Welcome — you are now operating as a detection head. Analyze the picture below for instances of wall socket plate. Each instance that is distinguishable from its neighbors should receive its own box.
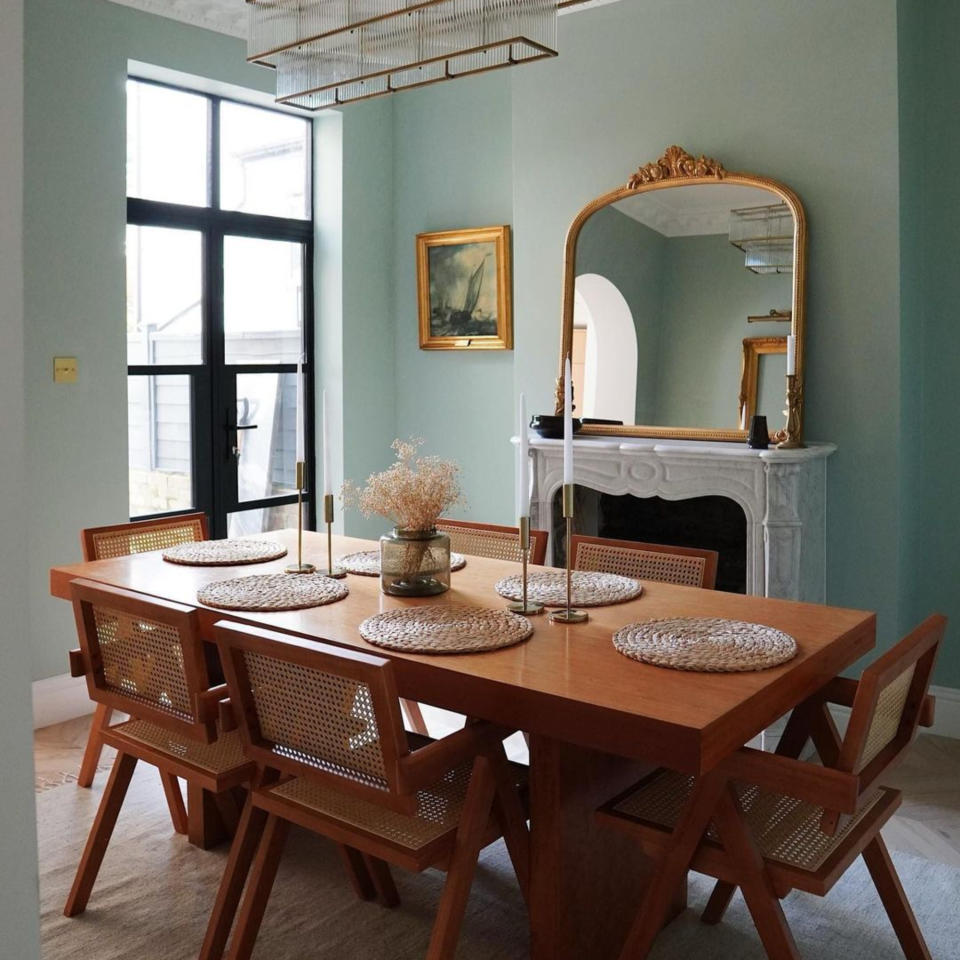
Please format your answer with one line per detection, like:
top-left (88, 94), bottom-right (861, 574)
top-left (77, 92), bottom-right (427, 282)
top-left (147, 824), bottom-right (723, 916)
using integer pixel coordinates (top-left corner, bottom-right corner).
top-left (53, 357), bottom-right (78, 383)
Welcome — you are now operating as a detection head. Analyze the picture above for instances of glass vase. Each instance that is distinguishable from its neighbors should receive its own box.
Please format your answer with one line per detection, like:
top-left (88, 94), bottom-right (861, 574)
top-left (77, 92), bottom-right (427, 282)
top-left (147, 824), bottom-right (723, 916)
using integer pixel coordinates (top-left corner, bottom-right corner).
top-left (379, 527), bottom-right (451, 597)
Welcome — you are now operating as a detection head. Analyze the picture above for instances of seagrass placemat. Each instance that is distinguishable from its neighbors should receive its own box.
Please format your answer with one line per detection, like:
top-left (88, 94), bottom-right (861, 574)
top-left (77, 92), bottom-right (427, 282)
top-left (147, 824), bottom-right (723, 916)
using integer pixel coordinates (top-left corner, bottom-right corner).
top-left (337, 549), bottom-right (467, 577)
top-left (197, 573), bottom-right (348, 612)
top-left (613, 617), bottom-right (797, 672)
top-left (495, 570), bottom-right (643, 608)
top-left (163, 539), bottom-right (287, 566)
top-left (359, 603), bottom-right (533, 654)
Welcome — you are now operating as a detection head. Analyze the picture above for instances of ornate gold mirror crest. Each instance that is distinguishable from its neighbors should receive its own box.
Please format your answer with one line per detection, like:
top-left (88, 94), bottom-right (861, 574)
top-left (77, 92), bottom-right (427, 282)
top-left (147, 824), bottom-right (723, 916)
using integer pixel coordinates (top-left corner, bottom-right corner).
top-left (557, 145), bottom-right (807, 445)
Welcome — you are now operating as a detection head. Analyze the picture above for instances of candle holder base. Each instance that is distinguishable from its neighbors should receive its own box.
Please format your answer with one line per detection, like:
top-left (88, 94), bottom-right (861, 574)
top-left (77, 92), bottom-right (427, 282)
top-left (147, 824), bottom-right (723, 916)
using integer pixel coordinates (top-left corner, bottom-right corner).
top-left (285, 562), bottom-right (316, 575)
top-left (549, 608), bottom-right (589, 624)
top-left (508, 600), bottom-right (545, 616)
top-left (316, 567), bottom-right (347, 579)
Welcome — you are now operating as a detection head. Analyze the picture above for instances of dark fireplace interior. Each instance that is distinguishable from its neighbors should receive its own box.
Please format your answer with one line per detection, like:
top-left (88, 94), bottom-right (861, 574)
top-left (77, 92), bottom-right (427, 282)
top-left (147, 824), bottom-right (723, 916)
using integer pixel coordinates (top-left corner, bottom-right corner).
top-left (551, 488), bottom-right (748, 593)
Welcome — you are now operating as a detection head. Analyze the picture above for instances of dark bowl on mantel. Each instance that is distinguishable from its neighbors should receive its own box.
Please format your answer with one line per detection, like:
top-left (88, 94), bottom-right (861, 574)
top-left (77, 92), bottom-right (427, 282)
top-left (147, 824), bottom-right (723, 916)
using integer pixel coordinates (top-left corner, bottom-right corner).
top-left (530, 414), bottom-right (582, 440)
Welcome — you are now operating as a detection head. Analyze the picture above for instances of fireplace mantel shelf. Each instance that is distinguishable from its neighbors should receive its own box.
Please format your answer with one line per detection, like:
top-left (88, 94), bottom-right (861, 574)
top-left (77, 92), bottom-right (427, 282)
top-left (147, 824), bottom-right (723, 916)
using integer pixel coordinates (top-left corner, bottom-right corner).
top-left (518, 435), bottom-right (835, 602)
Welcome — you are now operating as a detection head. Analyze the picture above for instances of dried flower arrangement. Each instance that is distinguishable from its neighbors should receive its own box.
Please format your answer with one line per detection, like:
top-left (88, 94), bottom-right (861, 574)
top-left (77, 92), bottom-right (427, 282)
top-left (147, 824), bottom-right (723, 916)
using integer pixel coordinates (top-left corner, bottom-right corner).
top-left (341, 438), bottom-right (463, 533)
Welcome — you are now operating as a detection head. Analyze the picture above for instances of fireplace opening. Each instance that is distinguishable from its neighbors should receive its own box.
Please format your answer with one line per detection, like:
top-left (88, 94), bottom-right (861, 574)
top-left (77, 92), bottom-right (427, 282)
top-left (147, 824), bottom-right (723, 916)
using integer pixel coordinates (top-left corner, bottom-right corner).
top-left (551, 488), bottom-right (748, 593)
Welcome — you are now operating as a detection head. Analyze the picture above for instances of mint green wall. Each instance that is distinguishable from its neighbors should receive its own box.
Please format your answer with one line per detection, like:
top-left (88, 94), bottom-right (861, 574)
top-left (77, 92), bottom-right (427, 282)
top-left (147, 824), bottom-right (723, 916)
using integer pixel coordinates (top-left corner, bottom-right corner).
top-left (510, 0), bottom-right (903, 655)
top-left (391, 74), bottom-right (516, 524)
top-left (898, 0), bottom-right (960, 686)
top-left (576, 207), bottom-right (665, 423)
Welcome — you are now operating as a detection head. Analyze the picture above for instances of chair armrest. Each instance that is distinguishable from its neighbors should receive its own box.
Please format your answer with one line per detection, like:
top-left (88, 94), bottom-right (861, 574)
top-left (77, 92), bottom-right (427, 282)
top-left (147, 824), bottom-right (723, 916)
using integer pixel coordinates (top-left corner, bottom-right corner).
top-left (718, 746), bottom-right (860, 814)
top-left (821, 677), bottom-right (936, 727)
top-left (399, 721), bottom-right (513, 793)
top-left (195, 684), bottom-right (230, 724)
top-left (68, 648), bottom-right (86, 678)
top-left (218, 698), bottom-right (238, 733)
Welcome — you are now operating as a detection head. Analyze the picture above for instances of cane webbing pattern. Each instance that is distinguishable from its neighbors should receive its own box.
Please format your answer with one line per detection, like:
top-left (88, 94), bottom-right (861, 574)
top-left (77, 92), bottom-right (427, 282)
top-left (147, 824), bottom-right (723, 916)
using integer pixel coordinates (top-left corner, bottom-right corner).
top-left (113, 719), bottom-right (249, 774)
top-left (859, 664), bottom-right (916, 770)
top-left (437, 523), bottom-right (525, 564)
top-left (270, 757), bottom-right (475, 852)
top-left (613, 769), bottom-right (885, 873)
top-left (575, 541), bottom-right (708, 588)
top-left (92, 605), bottom-right (193, 721)
top-left (243, 650), bottom-right (389, 791)
top-left (90, 517), bottom-right (206, 560)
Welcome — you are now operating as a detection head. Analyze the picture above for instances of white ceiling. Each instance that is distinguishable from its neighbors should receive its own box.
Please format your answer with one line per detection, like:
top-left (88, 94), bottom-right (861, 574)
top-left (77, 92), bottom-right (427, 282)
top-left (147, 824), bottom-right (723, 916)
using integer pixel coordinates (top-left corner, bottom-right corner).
top-left (106, 0), bottom-right (247, 39)
top-left (613, 184), bottom-right (785, 238)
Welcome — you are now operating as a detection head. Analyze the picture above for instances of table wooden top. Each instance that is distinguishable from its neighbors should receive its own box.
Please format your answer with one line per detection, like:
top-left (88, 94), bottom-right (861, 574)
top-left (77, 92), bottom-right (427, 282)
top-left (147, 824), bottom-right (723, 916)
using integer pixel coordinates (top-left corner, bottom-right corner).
top-left (50, 529), bottom-right (875, 774)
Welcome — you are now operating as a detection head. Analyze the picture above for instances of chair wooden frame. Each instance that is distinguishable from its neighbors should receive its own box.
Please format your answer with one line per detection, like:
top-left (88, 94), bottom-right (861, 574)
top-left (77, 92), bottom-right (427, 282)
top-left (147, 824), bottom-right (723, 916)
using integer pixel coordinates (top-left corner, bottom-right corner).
top-left (64, 580), bottom-right (255, 919)
top-left (598, 614), bottom-right (946, 960)
top-left (437, 518), bottom-right (549, 567)
top-left (75, 512), bottom-right (210, 791)
top-left (570, 534), bottom-right (719, 590)
top-left (201, 621), bottom-right (530, 960)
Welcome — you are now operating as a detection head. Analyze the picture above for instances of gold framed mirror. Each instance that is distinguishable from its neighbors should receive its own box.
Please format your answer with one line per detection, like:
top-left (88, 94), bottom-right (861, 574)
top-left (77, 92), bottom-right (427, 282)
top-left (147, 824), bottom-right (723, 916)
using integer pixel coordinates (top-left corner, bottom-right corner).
top-left (557, 146), bottom-right (807, 444)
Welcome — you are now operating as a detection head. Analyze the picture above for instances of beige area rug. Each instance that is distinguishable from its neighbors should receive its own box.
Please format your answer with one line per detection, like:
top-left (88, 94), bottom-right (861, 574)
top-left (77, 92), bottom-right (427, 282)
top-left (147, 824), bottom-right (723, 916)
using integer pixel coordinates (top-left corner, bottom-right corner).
top-left (39, 766), bottom-right (960, 959)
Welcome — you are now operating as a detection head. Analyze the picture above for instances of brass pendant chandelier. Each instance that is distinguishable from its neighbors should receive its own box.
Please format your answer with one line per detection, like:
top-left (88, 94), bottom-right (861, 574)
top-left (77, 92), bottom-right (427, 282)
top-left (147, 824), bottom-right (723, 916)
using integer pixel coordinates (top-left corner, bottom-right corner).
top-left (247, 0), bottom-right (560, 110)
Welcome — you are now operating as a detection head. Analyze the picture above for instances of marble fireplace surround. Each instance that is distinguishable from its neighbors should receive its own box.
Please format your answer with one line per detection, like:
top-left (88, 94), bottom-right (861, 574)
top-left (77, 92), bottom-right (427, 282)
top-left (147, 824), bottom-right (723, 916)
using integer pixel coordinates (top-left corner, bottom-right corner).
top-left (524, 437), bottom-right (836, 601)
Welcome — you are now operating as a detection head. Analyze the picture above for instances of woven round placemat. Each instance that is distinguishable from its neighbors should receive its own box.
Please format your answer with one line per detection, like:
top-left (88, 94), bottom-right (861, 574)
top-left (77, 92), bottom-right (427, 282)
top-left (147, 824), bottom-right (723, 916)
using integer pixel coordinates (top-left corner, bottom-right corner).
top-left (163, 539), bottom-right (287, 566)
top-left (495, 570), bottom-right (643, 608)
top-left (359, 603), bottom-right (533, 654)
top-left (613, 617), bottom-right (797, 673)
top-left (197, 573), bottom-right (348, 612)
top-left (337, 550), bottom-right (467, 577)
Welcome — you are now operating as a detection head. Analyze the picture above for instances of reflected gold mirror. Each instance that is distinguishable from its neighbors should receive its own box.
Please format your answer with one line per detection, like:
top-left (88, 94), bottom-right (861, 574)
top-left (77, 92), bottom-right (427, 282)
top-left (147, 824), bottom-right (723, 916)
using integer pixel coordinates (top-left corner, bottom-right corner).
top-left (558, 146), bottom-right (807, 445)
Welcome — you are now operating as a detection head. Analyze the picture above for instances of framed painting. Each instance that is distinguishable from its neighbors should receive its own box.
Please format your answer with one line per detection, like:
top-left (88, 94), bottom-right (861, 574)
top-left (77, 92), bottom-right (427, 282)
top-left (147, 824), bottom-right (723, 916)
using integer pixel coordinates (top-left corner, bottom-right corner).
top-left (416, 225), bottom-right (513, 350)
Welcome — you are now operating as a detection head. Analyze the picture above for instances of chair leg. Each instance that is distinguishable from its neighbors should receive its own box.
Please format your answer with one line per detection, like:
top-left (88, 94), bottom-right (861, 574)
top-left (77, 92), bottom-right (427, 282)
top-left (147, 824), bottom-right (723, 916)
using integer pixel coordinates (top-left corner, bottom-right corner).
top-left (701, 881), bottom-right (737, 925)
top-left (863, 836), bottom-right (932, 960)
top-left (77, 703), bottom-right (113, 788)
top-left (226, 814), bottom-right (290, 960)
top-left (214, 789), bottom-right (241, 838)
top-left (199, 800), bottom-right (270, 960)
top-left (401, 698), bottom-right (429, 736)
top-left (616, 771), bottom-right (728, 960)
top-left (159, 771), bottom-right (188, 835)
top-left (337, 846), bottom-right (377, 902)
top-left (363, 854), bottom-right (401, 908)
top-left (426, 755), bottom-right (498, 960)
top-left (489, 745), bottom-right (530, 905)
top-left (64, 751), bottom-right (137, 917)
top-left (188, 783), bottom-right (229, 850)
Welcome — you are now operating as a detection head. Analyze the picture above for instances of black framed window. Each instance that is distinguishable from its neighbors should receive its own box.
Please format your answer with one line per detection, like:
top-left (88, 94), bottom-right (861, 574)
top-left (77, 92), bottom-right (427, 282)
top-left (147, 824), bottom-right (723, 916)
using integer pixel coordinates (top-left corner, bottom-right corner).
top-left (126, 77), bottom-right (315, 538)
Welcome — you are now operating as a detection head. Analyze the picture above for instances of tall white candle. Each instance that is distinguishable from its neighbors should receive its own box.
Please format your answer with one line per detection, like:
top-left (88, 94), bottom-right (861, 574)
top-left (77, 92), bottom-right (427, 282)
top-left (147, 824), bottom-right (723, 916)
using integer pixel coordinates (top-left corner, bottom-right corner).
top-left (295, 353), bottom-right (305, 465)
top-left (563, 357), bottom-right (573, 486)
top-left (786, 335), bottom-right (797, 376)
top-left (322, 389), bottom-right (332, 496)
top-left (517, 392), bottom-right (529, 517)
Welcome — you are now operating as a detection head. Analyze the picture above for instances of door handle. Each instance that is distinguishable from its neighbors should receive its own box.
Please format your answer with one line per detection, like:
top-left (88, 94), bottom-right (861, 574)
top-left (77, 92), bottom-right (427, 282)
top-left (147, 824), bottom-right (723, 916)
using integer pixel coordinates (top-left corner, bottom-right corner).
top-left (227, 423), bottom-right (257, 458)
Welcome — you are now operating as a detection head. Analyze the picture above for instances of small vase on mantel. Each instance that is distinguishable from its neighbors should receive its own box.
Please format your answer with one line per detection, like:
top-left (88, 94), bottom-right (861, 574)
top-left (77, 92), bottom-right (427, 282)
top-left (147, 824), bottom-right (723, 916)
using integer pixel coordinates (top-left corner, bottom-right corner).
top-left (380, 527), bottom-right (451, 597)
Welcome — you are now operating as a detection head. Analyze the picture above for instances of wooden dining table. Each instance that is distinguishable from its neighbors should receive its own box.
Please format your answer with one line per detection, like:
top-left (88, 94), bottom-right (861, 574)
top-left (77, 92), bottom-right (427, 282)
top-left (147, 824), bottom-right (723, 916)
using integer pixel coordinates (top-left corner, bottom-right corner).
top-left (50, 528), bottom-right (875, 960)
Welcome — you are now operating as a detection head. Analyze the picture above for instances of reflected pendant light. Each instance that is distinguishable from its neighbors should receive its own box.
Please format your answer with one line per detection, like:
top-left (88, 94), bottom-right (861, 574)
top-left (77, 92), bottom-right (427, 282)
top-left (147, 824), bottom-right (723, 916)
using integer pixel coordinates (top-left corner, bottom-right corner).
top-left (728, 202), bottom-right (794, 275)
top-left (247, 0), bottom-right (561, 109)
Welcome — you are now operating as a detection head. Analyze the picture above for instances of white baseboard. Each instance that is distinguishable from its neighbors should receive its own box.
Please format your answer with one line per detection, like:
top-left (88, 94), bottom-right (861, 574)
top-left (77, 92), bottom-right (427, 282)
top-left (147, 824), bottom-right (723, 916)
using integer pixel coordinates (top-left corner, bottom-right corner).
top-left (929, 684), bottom-right (960, 740)
top-left (32, 673), bottom-right (94, 730)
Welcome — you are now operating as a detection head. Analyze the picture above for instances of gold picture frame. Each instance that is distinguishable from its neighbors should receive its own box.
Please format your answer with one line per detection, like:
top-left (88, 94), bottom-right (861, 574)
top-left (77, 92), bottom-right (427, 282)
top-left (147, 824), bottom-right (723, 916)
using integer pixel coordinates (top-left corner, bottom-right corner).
top-left (417, 225), bottom-right (513, 350)
top-left (739, 335), bottom-right (787, 430)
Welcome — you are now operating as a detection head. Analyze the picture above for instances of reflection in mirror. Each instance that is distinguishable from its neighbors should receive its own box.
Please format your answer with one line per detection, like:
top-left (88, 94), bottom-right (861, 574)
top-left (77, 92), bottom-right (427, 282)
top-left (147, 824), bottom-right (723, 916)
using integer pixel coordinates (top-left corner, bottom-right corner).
top-left (574, 183), bottom-right (795, 431)
top-left (738, 336), bottom-right (787, 429)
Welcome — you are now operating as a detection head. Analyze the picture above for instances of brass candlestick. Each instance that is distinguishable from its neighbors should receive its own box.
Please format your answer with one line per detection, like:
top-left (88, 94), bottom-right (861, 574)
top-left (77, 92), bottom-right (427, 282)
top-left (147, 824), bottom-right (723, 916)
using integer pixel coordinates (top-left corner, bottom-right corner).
top-left (316, 493), bottom-right (346, 579)
top-left (777, 374), bottom-right (805, 450)
top-left (285, 460), bottom-right (316, 574)
top-left (549, 484), bottom-right (588, 624)
top-left (507, 516), bottom-right (544, 616)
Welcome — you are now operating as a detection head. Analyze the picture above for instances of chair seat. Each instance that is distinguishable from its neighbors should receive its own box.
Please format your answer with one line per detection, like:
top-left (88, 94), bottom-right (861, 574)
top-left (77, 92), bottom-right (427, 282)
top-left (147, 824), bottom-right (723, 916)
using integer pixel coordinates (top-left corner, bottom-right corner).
top-left (110, 718), bottom-right (250, 776)
top-left (610, 768), bottom-right (889, 873)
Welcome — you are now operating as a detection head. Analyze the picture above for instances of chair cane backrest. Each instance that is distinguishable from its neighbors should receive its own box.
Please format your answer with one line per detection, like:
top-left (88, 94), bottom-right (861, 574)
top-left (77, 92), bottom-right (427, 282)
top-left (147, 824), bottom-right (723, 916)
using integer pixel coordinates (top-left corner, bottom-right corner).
top-left (214, 621), bottom-right (414, 812)
top-left (70, 579), bottom-right (214, 742)
top-left (81, 512), bottom-right (208, 561)
top-left (570, 535), bottom-right (719, 590)
top-left (437, 518), bottom-right (549, 566)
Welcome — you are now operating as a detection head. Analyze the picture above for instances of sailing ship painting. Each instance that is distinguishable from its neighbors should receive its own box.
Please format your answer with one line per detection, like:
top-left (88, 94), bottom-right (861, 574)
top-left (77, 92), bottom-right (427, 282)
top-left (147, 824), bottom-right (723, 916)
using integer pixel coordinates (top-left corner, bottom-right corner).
top-left (417, 226), bottom-right (513, 350)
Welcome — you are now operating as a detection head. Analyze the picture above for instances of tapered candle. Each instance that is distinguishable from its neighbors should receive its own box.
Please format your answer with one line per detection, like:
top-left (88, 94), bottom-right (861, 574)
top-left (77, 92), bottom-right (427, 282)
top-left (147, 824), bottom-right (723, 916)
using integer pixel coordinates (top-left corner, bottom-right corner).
top-left (786, 335), bottom-right (796, 376)
top-left (322, 389), bottom-right (332, 496)
top-left (517, 392), bottom-right (529, 517)
top-left (295, 353), bottom-right (305, 466)
top-left (563, 357), bottom-right (573, 486)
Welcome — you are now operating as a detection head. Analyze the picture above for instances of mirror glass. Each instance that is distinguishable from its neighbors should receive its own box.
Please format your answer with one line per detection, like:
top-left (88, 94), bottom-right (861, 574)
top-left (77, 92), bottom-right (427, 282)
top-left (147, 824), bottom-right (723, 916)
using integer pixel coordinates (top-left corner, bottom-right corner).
top-left (571, 183), bottom-right (795, 431)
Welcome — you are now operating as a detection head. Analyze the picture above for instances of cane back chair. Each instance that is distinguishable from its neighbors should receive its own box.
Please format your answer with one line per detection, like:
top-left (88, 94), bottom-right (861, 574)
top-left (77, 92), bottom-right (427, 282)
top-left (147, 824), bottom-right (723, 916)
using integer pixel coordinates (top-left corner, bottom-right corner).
top-left (598, 614), bottom-right (945, 960)
top-left (64, 580), bottom-right (254, 919)
top-left (437, 518), bottom-right (548, 567)
top-left (570, 534), bottom-right (718, 590)
top-left (201, 621), bottom-right (529, 960)
top-left (75, 512), bottom-right (210, 792)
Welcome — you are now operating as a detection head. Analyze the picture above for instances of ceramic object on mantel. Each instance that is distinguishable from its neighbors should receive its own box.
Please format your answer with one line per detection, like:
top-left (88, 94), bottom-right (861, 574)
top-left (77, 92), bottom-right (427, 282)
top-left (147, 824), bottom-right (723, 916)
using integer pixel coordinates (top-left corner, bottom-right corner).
top-left (530, 414), bottom-right (582, 439)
